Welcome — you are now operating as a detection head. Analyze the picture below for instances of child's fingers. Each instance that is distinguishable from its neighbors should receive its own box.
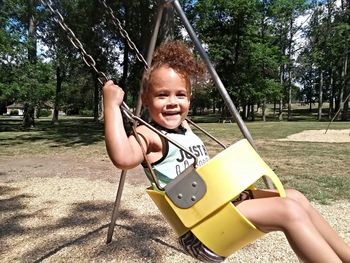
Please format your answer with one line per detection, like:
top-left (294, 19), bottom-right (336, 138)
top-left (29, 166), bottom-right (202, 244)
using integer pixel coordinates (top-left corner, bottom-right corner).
top-left (104, 80), bottom-right (123, 92)
top-left (104, 79), bottom-right (115, 87)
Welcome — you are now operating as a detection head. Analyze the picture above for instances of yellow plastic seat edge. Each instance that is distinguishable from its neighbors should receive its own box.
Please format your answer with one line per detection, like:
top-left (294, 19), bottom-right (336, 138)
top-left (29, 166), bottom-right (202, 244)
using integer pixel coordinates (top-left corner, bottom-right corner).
top-left (166, 139), bottom-right (285, 228)
top-left (146, 187), bottom-right (188, 237)
top-left (192, 170), bottom-right (286, 257)
top-left (191, 202), bottom-right (264, 257)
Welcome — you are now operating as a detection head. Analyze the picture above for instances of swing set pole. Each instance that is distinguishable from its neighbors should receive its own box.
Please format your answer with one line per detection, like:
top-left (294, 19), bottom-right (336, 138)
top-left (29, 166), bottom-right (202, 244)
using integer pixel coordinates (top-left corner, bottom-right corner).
top-left (171, 1), bottom-right (255, 148)
top-left (107, 3), bottom-right (169, 244)
top-left (106, 0), bottom-right (275, 244)
top-left (171, 0), bottom-right (274, 189)
top-left (134, 3), bottom-right (165, 117)
top-left (106, 170), bottom-right (127, 244)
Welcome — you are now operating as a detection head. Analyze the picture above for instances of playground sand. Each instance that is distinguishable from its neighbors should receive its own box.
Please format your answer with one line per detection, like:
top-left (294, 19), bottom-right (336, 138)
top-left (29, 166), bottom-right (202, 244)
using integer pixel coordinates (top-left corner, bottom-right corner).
top-left (1, 173), bottom-right (349, 263)
top-left (279, 129), bottom-right (350, 143)
top-left (1, 153), bottom-right (349, 263)
top-left (1, 130), bottom-right (349, 262)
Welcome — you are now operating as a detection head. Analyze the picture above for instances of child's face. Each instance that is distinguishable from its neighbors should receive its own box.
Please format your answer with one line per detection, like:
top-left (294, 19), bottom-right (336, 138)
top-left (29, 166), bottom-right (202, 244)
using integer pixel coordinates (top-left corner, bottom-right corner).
top-left (143, 66), bottom-right (190, 130)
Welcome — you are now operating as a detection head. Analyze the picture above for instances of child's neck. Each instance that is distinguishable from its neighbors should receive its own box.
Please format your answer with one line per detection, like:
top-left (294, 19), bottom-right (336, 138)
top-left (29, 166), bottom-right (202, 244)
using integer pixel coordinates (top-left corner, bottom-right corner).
top-left (150, 121), bottom-right (186, 134)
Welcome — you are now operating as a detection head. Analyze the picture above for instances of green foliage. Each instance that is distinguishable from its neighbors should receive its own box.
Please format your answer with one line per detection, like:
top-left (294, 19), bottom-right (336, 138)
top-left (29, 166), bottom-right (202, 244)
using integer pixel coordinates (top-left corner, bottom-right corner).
top-left (36, 108), bottom-right (51, 118)
top-left (0, 60), bottom-right (56, 106)
top-left (191, 84), bottom-right (213, 114)
top-left (79, 108), bottom-right (93, 117)
top-left (0, 0), bottom-right (349, 122)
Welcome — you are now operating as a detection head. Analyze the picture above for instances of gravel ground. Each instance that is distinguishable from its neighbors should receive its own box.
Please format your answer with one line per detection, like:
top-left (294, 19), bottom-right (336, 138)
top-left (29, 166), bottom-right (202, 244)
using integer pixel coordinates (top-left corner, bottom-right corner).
top-left (1, 131), bottom-right (349, 262)
top-left (1, 155), bottom-right (349, 263)
top-left (279, 129), bottom-right (350, 143)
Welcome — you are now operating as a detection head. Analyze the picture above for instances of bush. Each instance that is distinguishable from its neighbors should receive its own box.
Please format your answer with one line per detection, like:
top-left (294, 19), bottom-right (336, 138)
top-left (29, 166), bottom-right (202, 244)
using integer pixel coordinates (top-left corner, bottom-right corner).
top-left (36, 109), bottom-right (51, 118)
top-left (79, 109), bottom-right (93, 117)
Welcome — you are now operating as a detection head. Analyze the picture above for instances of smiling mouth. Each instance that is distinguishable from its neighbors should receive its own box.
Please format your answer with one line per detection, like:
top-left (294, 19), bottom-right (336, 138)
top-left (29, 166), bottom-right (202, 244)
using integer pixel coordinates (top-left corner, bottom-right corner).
top-left (163, 112), bottom-right (180, 116)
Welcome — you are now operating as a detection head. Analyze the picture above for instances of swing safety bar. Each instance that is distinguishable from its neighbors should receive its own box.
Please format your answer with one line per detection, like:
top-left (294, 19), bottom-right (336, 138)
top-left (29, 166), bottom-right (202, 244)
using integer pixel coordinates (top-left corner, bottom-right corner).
top-left (120, 107), bottom-right (199, 171)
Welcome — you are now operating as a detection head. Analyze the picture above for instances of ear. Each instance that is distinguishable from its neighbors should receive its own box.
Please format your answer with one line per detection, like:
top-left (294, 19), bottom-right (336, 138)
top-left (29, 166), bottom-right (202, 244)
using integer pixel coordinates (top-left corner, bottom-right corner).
top-left (141, 93), bottom-right (148, 108)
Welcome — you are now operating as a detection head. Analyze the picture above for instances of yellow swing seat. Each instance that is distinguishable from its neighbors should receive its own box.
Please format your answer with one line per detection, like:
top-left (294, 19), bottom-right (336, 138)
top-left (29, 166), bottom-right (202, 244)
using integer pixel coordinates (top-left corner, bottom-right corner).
top-left (146, 139), bottom-right (286, 257)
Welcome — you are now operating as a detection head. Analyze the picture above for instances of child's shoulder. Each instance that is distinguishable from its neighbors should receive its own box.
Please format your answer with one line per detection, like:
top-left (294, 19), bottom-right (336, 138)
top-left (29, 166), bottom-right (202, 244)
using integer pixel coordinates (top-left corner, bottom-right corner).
top-left (135, 124), bottom-right (157, 137)
top-left (134, 124), bottom-right (163, 149)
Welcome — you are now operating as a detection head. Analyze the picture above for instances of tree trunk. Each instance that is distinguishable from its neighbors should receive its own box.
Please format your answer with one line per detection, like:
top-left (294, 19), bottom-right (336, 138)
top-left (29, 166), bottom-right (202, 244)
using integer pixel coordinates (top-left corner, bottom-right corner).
top-left (262, 99), bottom-right (266, 122)
top-left (328, 68), bottom-right (334, 120)
top-left (278, 64), bottom-right (284, 121)
top-left (120, 3), bottom-right (129, 99)
top-left (23, 0), bottom-right (37, 128)
top-left (317, 70), bottom-right (324, 121)
top-left (212, 96), bottom-right (216, 114)
top-left (344, 96), bottom-right (349, 120)
top-left (340, 54), bottom-right (348, 120)
top-left (279, 98), bottom-right (284, 121)
top-left (52, 65), bottom-right (62, 125)
top-left (121, 39), bottom-right (129, 99)
top-left (287, 73), bottom-right (292, 121)
top-left (287, 17), bottom-right (294, 121)
top-left (250, 104), bottom-right (255, 121)
top-left (23, 103), bottom-right (35, 128)
top-left (242, 104), bottom-right (247, 120)
top-left (159, 4), bottom-right (175, 42)
top-left (93, 75), bottom-right (100, 123)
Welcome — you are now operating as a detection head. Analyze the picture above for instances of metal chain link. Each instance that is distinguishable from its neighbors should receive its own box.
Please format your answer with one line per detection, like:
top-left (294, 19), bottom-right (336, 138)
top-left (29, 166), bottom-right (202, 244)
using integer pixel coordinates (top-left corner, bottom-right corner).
top-left (98, 0), bottom-right (149, 70)
top-left (40, 0), bottom-right (108, 85)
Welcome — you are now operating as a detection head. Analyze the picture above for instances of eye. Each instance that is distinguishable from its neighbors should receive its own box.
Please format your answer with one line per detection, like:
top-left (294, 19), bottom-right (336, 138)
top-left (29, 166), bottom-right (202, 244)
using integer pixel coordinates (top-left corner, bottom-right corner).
top-left (157, 93), bottom-right (167, 98)
top-left (177, 92), bottom-right (187, 98)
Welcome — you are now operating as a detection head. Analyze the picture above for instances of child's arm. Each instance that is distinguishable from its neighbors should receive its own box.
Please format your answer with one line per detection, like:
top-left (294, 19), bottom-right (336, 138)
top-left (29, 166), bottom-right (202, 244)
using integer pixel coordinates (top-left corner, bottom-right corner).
top-left (103, 80), bottom-right (146, 170)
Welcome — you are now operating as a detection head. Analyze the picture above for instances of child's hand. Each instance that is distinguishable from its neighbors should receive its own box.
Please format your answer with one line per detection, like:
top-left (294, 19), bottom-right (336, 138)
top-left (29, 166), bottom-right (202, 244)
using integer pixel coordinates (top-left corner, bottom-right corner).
top-left (103, 80), bottom-right (125, 106)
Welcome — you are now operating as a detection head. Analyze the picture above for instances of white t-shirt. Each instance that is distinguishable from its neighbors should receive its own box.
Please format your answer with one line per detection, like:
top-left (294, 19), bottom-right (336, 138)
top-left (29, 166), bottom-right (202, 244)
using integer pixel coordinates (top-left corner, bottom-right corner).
top-left (143, 125), bottom-right (210, 187)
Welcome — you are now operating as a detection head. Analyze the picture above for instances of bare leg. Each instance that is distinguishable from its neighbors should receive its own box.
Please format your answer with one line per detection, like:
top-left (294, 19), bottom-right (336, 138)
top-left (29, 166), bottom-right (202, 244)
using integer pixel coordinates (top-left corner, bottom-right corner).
top-left (283, 189), bottom-right (350, 262)
top-left (249, 189), bottom-right (350, 262)
top-left (236, 195), bottom-right (342, 263)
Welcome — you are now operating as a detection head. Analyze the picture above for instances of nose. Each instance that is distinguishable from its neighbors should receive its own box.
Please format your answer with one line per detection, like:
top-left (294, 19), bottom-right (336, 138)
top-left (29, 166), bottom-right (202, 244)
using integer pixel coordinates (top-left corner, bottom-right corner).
top-left (167, 95), bottom-right (178, 106)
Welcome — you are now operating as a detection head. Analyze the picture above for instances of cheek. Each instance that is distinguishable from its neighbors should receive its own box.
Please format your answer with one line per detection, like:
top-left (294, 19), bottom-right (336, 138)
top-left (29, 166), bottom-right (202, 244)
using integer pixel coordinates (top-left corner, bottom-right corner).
top-left (184, 99), bottom-right (190, 108)
top-left (148, 101), bottom-right (164, 113)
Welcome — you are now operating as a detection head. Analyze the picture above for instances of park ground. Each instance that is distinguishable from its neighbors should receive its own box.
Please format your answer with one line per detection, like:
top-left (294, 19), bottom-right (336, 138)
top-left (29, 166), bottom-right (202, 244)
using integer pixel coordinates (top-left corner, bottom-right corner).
top-left (0, 116), bottom-right (349, 262)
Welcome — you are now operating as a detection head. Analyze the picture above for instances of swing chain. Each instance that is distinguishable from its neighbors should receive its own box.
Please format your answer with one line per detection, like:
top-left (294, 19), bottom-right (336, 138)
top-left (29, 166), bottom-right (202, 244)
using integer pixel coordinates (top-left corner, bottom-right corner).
top-left (40, 0), bottom-right (141, 122)
top-left (40, 0), bottom-right (108, 85)
top-left (98, 0), bottom-right (149, 69)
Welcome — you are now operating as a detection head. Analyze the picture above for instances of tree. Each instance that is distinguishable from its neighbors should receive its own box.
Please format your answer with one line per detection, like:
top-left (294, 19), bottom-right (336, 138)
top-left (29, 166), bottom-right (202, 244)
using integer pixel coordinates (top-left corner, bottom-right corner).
top-left (1, 0), bottom-right (55, 127)
top-left (298, 0), bottom-right (350, 121)
top-left (191, 0), bottom-right (263, 119)
top-left (270, 0), bottom-right (308, 121)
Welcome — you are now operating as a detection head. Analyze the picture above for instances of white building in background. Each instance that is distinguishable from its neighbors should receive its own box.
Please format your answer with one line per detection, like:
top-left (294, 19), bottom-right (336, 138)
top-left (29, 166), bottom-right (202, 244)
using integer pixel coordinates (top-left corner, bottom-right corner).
top-left (6, 103), bottom-right (24, 115)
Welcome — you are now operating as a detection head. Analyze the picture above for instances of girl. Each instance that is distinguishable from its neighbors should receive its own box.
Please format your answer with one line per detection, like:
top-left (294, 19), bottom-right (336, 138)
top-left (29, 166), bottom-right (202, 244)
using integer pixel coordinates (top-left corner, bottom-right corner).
top-left (103, 41), bottom-right (350, 263)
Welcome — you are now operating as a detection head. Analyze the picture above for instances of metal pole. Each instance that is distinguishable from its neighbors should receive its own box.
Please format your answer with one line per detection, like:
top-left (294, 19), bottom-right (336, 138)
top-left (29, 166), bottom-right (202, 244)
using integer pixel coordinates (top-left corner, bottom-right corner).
top-left (172, 0), bottom-right (254, 148)
top-left (106, 170), bottom-right (127, 244)
top-left (107, 4), bottom-right (169, 243)
top-left (172, 0), bottom-right (273, 188)
top-left (135, 3), bottom-right (165, 116)
top-left (146, 4), bottom-right (166, 64)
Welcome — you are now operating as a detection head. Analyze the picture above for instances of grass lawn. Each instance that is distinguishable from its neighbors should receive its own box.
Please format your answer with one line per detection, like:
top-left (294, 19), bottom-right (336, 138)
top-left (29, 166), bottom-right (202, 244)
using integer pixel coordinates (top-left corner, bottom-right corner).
top-left (0, 115), bottom-right (349, 204)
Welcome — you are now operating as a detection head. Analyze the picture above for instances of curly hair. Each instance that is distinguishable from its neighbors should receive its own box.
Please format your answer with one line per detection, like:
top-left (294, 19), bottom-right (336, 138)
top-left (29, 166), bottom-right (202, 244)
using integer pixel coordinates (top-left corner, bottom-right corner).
top-left (142, 41), bottom-right (205, 95)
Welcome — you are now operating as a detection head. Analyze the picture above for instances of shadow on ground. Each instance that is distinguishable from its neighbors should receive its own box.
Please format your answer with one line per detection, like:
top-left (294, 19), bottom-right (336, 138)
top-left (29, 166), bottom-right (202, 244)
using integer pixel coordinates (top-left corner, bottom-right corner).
top-left (0, 183), bottom-right (181, 262)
